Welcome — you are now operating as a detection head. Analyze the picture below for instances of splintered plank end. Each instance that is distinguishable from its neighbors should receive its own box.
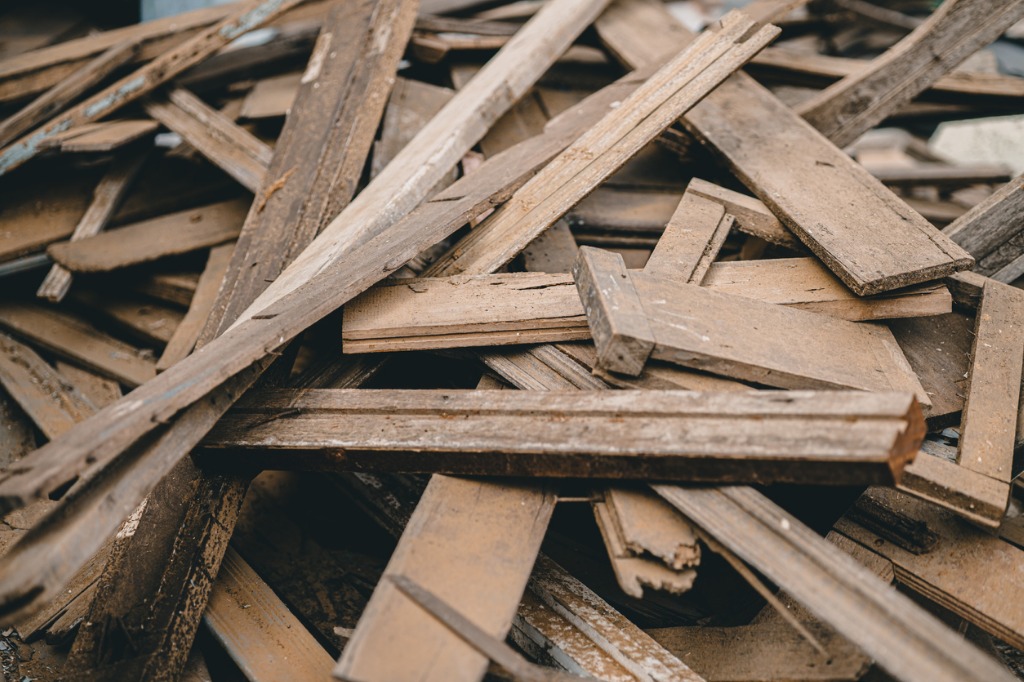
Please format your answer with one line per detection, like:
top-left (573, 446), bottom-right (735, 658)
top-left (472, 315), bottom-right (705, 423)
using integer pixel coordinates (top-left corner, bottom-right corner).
top-left (573, 246), bottom-right (654, 376)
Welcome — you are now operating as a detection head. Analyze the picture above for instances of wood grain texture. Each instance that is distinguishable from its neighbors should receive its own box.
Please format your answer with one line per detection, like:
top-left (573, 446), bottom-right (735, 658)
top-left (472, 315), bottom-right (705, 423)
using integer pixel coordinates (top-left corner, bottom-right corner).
top-left (204, 388), bottom-right (924, 484)
top-left (685, 177), bottom-right (801, 250)
top-left (47, 199), bottom-right (248, 273)
top-left (797, 0), bottom-right (1024, 148)
top-left (654, 485), bottom-right (1015, 682)
top-left (944, 172), bottom-right (1024, 278)
top-left (645, 191), bottom-right (733, 283)
top-left (889, 311), bottom-right (972, 426)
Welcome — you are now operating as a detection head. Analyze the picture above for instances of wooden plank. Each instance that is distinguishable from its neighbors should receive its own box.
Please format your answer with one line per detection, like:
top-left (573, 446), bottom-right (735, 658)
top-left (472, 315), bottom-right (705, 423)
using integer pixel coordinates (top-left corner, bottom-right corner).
top-left (898, 449), bottom-right (1010, 528)
top-left (596, 0), bottom-right (974, 295)
top-left (336, 476), bottom-right (557, 682)
top-left (522, 221), bottom-right (578, 273)
top-left (0, 333), bottom-right (95, 440)
top-left (653, 485), bottom-right (1016, 682)
top-left (572, 246), bottom-right (654, 375)
top-left (644, 192), bottom-right (733, 283)
top-left (685, 178), bottom-right (801, 250)
top-left (157, 243), bottom-right (234, 371)
top-left (40, 119), bottom-right (158, 153)
top-left (204, 388), bottom-right (924, 484)
top-left (425, 15), bottom-right (779, 278)
top-left (53, 362), bottom-right (121, 409)
top-left (135, 271), bottom-right (198, 308)
top-left (0, 303), bottom-right (155, 387)
top-left (944, 172), bottom-right (1024, 275)
top-left (0, 0), bottom-right (307, 178)
top-left (370, 77), bottom-right (456, 188)
top-left (796, 0), bottom-right (1024, 148)
top-left (0, 43), bottom-right (135, 148)
top-left (889, 311), bottom-right (973, 426)
top-left (203, 548), bottom-right (335, 682)
top-left (867, 162), bottom-right (1012, 191)
top-left (0, 27), bottom-right (654, 622)
top-left (36, 151), bottom-right (147, 302)
top-left (60, 1), bottom-right (418, 678)
top-left (145, 88), bottom-right (272, 193)
top-left (70, 291), bottom-right (184, 347)
top-left (47, 199), bottom-right (248, 273)
top-left (957, 280), bottom-right (1024, 482)
top-left (239, 71), bottom-right (301, 120)
top-left (835, 487), bottom-right (1024, 650)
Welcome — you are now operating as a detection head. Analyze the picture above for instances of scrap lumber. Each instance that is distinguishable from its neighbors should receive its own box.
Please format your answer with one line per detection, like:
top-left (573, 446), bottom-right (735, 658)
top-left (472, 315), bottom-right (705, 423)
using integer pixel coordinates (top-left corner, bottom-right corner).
top-left (796, 0), bottom-right (1024, 148)
top-left (680, 178), bottom-right (800, 250)
top-left (573, 247), bottom-right (928, 401)
top-left (944, 172), bottom-right (1024, 282)
top-left (653, 485), bottom-right (1016, 682)
top-left (0, 4), bottom-right (674, 604)
top-left (144, 88), bottom-right (273, 193)
top-left (205, 388), bottom-right (925, 484)
top-left (61, 1), bottom-right (419, 678)
top-left (0, 303), bottom-right (155, 387)
top-left (0, 0), bottom-right (308, 177)
top-left (0, 42), bottom-right (135, 148)
top-left (889, 311), bottom-right (973, 426)
top-left (343, 260), bottom-right (950, 353)
top-left (47, 198), bottom-right (249, 273)
top-left (595, 0), bottom-right (973, 296)
top-left (36, 150), bottom-right (147, 302)
top-left (834, 487), bottom-right (1024, 651)
top-left (370, 77), bottom-right (456, 184)
top-left (69, 291), bottom-right (183, 347)
top-left (643, 191), bottom-right (733, 283)
top-left (425, 13), bottom-right (780, 277)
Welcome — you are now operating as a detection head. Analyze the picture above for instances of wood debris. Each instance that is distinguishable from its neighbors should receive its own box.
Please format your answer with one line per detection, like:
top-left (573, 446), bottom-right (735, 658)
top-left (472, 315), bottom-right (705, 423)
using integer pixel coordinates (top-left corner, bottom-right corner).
top-left (0, 1), bottom-right (1021, 681)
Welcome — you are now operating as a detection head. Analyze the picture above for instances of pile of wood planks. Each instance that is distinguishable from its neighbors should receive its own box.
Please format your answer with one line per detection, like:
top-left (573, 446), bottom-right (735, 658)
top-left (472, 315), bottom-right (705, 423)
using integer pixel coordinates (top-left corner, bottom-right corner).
top-left (0, 0), bottom-right (1022, 680)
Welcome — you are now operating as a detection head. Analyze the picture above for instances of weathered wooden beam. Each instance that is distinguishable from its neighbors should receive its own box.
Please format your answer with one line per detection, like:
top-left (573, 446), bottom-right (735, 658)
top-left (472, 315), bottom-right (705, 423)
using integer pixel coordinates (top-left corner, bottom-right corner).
top-left (944, 172), bottom-right (1024, 280)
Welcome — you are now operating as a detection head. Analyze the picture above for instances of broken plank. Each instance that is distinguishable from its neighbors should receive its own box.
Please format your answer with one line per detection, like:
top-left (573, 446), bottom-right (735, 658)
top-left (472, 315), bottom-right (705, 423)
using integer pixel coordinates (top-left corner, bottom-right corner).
top-left (70, 290), bottom-right (183, 347)
top-left (654, 485), bottom-right (1015, 682)
top-left (204, 388), bottom-right (924, 484)
top-left (0, 303), bottom-right (155, 387)
top-left (47, 199), bottom-right (248, 273)
top-left (685, 177), bottom-right (801, 250)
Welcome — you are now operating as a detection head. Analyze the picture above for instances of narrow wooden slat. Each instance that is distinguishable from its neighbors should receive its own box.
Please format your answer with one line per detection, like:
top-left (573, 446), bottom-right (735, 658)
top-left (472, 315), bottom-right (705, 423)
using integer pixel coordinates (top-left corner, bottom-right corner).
top-left (47, 199), bottom-right (248, 273)
top-left (145, 88), bottom-right (272, 193)
top-left (685, 177), bottom-right (800, 250)
top-left (0, 0), bottom-right (307, 177)
top-left (654, 485), bottom-right (1015, 682)
top-left (944, 172), bottom-right (1024, 277)
top-left (644, 191), bottom-right (733, 283)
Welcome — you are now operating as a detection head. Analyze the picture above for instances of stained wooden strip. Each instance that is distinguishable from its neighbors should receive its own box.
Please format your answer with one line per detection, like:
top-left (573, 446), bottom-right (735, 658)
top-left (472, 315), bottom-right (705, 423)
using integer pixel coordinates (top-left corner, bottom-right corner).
top-left (797, 0), bottom-right (1024, 148)
top-left (145, 88), bottom-right (272, 193)
top-left (0, 303), bottom-right (155, 387)
top-left (0, 0), bottom-right (307, 177)
top-left (48, 199), bottom-right (248, 273)
top-left (596, 0), bottom-right (974, 295)
top-left (204, 388), bottom-right (923, 484)
top-left (898, 450), bottom-right (1009, 528)
top-left (654, 485), bottom-right (1015, 682)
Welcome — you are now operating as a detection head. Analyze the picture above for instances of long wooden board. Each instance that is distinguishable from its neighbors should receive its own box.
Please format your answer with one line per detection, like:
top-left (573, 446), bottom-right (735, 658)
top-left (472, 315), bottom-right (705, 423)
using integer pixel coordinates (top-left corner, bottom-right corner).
top-left (203, 388), bottom-right (924, 484)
